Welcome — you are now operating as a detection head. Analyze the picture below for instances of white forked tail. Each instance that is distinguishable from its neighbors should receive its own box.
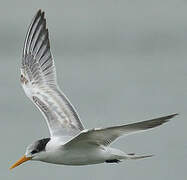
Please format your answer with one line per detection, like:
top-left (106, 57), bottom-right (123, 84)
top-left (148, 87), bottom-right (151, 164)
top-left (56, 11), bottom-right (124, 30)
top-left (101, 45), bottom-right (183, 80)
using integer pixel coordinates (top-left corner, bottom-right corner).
top-left (105, 147), bottom-right (154, 163)
top-left (104, 151), bottom-right (154, 163)
top-left (126, 153), bottom-right (154, 160)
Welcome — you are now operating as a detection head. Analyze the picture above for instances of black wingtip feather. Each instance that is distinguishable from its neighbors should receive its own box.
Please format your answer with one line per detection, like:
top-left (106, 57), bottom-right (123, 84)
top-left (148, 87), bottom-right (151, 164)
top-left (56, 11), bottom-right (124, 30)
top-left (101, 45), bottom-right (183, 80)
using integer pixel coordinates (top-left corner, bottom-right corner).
top-left (169, 113), bottom-right (179, 118)
top-left (143, 113), bottom-right (178, 129)
top-left (41, 11), bottom-right (45, 19)
top-left (35, 9), bottom-right (42, 20)
top-left (37, 9), bottom-right (42, 14)
top-left (35, 10), bottom-right (45, 23)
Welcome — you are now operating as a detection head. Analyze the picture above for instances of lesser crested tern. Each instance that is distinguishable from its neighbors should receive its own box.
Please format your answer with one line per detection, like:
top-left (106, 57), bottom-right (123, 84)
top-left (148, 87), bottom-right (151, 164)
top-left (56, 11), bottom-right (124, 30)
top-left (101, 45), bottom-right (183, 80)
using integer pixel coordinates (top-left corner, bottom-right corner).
top-left (10, 10), bottom-right (178, 169)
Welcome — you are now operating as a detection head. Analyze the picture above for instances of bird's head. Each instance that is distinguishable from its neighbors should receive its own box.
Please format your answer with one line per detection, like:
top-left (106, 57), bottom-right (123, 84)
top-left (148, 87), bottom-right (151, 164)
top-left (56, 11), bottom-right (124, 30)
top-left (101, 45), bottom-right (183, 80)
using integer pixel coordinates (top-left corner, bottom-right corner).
top-left (10, 138), bottom-right (50, 170)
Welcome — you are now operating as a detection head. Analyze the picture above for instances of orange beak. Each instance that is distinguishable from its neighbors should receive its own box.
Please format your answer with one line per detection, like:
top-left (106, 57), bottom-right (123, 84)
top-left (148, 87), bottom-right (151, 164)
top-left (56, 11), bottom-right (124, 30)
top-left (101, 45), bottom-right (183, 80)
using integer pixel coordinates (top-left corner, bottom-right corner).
top-left (10, 155), bottom-right (31, 170)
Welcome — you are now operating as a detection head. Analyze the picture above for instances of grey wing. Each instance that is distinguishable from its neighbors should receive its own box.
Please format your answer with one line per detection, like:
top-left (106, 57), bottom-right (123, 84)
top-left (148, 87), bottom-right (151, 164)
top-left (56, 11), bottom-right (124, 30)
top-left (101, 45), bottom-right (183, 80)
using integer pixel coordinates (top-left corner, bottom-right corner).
top-left (21, 10), bottom-right (84, 138)
top-left (65, 114), bottom-right (178, 148)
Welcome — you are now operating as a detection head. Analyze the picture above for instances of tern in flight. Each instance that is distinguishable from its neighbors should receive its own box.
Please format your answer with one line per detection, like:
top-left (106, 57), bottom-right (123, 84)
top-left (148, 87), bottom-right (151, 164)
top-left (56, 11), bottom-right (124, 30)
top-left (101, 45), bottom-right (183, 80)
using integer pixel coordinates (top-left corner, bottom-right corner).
top-left (10, 10), bottom-right (177, 169)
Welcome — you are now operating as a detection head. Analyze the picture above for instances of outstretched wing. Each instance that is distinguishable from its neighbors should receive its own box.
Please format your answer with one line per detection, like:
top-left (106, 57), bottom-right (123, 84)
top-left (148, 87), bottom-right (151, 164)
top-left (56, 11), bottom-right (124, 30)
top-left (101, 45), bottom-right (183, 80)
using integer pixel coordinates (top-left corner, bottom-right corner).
top-left (65, 114), bottom-right (177, 148)
top-left (21, 10), bottom-right (84, 138)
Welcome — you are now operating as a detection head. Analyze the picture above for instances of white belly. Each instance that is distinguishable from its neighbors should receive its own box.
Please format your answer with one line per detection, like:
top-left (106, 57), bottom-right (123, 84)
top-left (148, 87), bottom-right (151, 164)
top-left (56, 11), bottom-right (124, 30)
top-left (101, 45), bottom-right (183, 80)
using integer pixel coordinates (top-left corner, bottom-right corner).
top-left (40, 146), bottom-right (114, 166)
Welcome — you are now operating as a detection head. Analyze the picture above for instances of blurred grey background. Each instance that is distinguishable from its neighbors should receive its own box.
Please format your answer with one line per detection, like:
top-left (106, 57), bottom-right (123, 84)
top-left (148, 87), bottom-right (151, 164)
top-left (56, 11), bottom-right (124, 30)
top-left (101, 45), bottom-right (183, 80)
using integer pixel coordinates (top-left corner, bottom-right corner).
top-left (0, 0), bottom-right (186, 179)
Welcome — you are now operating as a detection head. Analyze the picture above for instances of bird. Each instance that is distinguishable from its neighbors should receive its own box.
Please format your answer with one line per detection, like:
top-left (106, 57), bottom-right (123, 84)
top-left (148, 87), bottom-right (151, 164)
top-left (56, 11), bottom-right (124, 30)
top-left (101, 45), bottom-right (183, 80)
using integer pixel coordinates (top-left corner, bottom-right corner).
top-left (10, 9), bottom-right (178, 169)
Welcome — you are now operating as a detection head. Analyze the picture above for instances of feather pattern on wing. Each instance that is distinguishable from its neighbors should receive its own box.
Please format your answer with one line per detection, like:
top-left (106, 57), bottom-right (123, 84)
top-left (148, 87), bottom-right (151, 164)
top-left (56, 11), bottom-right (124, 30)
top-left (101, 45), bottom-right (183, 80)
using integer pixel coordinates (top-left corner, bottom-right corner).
top-left (21, 10), bottom-right (84, 138)
top-left (64, 114), bottom-right (178, 148)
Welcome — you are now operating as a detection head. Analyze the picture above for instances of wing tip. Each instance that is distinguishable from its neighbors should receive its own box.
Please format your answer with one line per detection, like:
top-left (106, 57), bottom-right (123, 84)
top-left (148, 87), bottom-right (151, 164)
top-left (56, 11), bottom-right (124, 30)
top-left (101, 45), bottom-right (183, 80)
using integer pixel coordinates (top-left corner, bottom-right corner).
top-left (36, 9), bottom-right (44, 17)
top-left (147, 113), bottom-right (178, 129)
top-left (164, 113), bottom-right (179, 121)
top-left (23, 9), bottom-right (47, 56)
top-left (34, 9), bottom-right (43, 22)
top-left (170, 113), bottom-right (179, 117)
top-left (36, 9), bottom-right (46, 25)
top-left (33, 9), bottom-right (46, 27)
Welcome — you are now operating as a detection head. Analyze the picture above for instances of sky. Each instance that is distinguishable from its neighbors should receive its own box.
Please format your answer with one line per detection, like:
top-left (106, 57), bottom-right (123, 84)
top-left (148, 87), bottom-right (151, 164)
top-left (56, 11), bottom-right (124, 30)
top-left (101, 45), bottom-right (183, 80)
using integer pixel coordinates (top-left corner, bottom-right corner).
top-left (0, 0), bottom-right (186, 179)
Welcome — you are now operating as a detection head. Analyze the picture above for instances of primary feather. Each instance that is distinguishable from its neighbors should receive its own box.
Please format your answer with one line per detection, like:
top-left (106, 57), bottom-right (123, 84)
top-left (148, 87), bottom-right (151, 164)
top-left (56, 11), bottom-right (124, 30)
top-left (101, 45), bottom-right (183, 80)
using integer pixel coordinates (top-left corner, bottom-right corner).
top-left (65, 114), bottom-right (178, 148)
top-left (21, 10), bottom-right (84, 139)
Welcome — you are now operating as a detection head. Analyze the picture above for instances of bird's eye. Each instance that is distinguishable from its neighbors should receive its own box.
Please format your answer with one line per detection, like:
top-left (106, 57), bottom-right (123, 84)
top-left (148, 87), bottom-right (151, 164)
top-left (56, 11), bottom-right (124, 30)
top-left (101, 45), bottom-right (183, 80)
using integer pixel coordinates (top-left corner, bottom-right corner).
top-left (31, 150), bottom-right (38, 154)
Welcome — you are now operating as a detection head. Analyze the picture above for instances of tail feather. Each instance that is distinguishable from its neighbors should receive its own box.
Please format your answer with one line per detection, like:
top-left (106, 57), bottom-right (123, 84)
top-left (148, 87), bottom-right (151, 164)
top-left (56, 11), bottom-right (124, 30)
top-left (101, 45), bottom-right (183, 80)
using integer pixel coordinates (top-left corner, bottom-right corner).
top-left (127, 154), bottom-right (154, 160)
